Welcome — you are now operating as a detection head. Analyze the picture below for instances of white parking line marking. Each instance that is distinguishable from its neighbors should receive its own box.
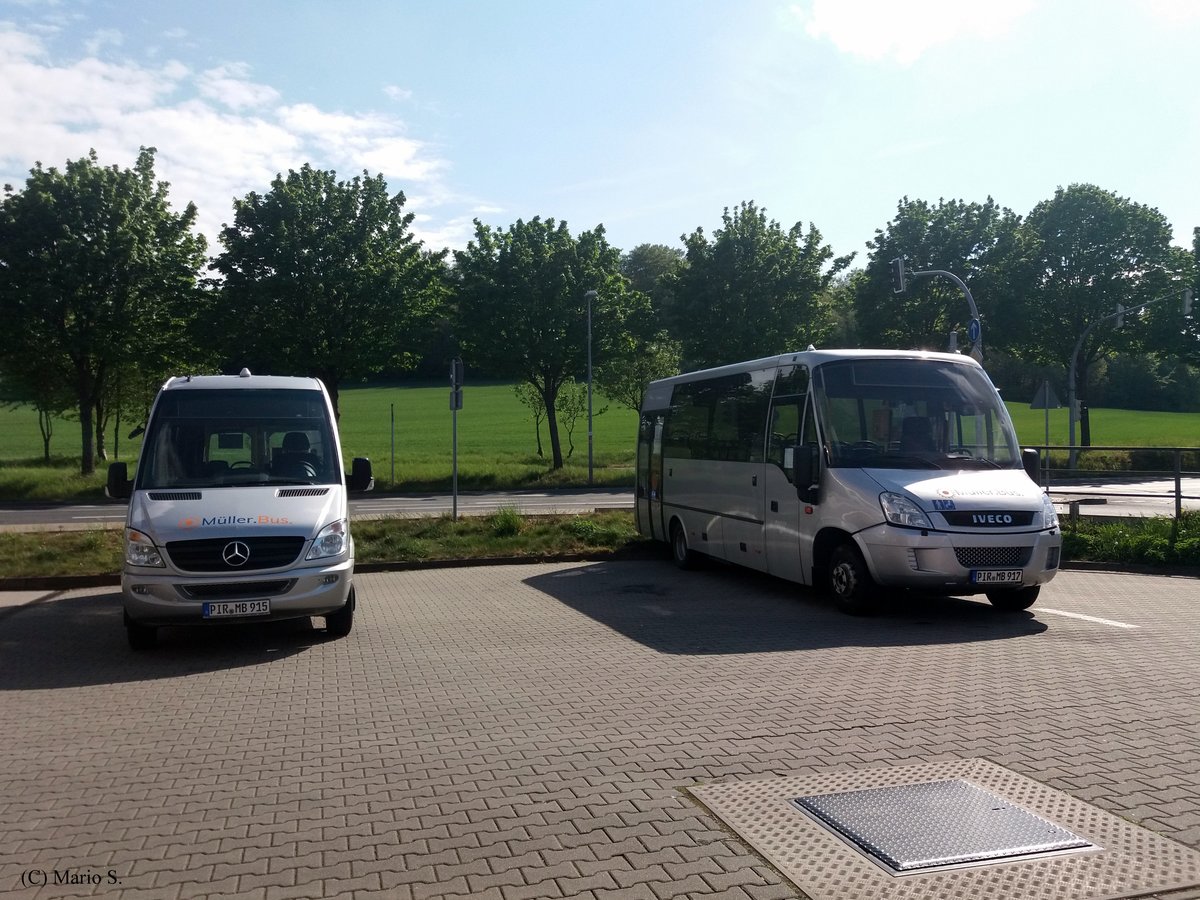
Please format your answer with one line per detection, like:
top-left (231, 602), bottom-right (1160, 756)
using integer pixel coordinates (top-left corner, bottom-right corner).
top-left (1038, 608), bottom-right (1140, 629)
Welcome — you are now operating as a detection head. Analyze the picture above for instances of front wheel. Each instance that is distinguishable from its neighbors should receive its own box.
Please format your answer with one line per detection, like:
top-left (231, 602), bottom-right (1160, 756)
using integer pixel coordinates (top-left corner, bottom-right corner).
top-left (986, 585), bottom-right (1040, 611)
top-left (325, 586), bottom-right (355, 637)
top-left (827, 542), bottom-right (877, 615)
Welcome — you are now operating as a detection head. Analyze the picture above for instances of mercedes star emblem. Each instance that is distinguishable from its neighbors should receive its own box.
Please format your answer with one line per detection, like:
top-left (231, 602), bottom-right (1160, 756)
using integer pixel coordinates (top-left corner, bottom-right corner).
top-left (222, 541), bottom-right (251, 567)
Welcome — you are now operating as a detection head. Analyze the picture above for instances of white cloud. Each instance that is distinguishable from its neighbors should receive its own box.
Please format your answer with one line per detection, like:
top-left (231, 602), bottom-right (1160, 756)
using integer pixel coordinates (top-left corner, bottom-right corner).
top-left (0, 24), bottom-right (466, 251)
top-left (197, 63), bottom-right (280, 111)
top-left (791, 0), bottom-right (1034, 64)
top-left (383, 84), bottom-right (412, 102)
top-left (83, 27), bottom-right (121, 56)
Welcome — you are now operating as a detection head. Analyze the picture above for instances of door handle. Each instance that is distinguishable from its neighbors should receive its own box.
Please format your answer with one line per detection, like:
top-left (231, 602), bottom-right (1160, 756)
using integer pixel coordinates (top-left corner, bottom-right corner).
top-left (770, 500), bottom-right (779, 512)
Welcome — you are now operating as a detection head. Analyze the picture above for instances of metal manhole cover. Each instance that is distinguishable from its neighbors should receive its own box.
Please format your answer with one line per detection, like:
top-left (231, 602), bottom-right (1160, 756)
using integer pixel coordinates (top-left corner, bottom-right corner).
top-left (793, 779), bottom-right (1095, 874)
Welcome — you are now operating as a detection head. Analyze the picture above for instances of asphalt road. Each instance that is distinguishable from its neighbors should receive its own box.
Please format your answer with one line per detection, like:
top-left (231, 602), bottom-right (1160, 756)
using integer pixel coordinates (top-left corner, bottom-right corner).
top-left (0, 488), bottom-right (634, 532)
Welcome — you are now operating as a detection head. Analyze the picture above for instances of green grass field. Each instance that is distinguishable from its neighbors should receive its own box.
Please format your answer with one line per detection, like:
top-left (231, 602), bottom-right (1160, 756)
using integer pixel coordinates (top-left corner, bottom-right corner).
top-left (2, 382), bottom-right (1197, 501)
top-left (0, 382), bottom-right (640, 499)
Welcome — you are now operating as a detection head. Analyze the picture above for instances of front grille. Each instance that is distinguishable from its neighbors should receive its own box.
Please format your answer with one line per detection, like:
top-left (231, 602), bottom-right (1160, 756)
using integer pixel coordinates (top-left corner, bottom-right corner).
top-left (165, 536), bottom-right (306, 572)
top-left (277, 488), bottom-right (330, 497)
top-left (178, 580), bottom-right (295, 599)
top-left (941, 510), bottom-right (1035, 527)
top-left (149, 491), bottom-right (203, 501)
top-left (954, 546), bottom-right (1032, 568)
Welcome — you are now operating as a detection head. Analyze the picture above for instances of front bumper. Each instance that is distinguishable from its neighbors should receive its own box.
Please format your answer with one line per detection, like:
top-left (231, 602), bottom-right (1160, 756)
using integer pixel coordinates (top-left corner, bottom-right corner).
top-left (122, 557), bottom-right (353, 625)
top-left (858, 523), bottom-right (1061, 594)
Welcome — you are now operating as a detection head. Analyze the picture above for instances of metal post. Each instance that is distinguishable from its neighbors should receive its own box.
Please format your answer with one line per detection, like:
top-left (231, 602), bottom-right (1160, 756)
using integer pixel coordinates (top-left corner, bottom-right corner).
top-left (452, 404), bottom-right (457, 520)
top-left (390, 402), bottom-right (395, 488)
top-left (585, 290), bottom-right (597, 487)
top-left (1175, 449), bottom-right (1183, 522)
top-left (1043, 379), bottom-right (1051, 487)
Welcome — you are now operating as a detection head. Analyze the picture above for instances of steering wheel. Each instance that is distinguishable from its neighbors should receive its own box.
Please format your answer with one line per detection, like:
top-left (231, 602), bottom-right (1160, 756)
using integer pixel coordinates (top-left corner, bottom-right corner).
top-left (229, 461), bottom-right (255, 470)
top-left (948, 446), bottom-right (974, 456)
top-left (852, 440), bottom-right (879, 450)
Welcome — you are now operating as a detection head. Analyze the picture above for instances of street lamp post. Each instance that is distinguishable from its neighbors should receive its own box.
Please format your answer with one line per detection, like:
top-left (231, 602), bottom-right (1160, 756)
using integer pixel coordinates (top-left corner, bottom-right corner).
top-left (584, 290), bottom-right (597, 486)
top-left (891, 259), bottom-right (982, 360)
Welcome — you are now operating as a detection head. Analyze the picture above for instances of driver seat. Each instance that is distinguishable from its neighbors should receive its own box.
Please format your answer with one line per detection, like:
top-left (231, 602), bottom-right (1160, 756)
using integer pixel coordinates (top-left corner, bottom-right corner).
top-left (274, 432), bottom-right (321, 478)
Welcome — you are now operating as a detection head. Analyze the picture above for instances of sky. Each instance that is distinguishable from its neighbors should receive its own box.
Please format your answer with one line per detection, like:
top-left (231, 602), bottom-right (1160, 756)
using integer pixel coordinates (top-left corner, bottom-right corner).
top-left (2, 0), bottom-right (1199, 266)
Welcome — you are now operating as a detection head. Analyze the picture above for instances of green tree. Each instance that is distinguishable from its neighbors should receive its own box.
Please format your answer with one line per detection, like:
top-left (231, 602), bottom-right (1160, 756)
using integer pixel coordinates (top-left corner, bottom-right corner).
top-left (211, 164), bottom-right (445, 416)
top-left (453, 217), bottom-right (642, 469)
top-left (854, 196), bottom-right (1021, 352)
top-left (1005, 184), bottom-right (1189, 444)
top-left (663, 201), bottom-right (851, 370)
top-left (0, 148), bottom-right (207, 474)
top-left (594, 331), bottom-right (681, 413)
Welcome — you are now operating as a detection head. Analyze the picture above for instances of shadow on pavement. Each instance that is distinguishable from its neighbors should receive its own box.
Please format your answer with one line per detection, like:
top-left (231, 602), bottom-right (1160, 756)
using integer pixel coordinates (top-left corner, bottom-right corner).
top-left (0, 590), bottom-right (323, 690)
top-left (526, 559), bottom-right (1048, 655)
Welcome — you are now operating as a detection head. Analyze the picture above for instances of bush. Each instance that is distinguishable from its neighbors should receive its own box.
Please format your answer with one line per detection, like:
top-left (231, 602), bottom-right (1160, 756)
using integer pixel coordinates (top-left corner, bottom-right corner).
top-left (487, 506), bottom-right (524, 538)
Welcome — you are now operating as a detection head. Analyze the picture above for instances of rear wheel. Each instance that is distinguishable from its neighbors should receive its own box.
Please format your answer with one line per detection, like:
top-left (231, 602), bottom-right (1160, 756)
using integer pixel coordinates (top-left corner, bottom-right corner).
top-left (986, 585), bottom-right (1040, 611)
top-left (670, 520), bottom-right (698, 570)
top-left (125, 613), bottom-right (157, 651)
top-left (827, 542), bottom-right (877, 615)
top-left (325, 586), bottom-right (355, 637)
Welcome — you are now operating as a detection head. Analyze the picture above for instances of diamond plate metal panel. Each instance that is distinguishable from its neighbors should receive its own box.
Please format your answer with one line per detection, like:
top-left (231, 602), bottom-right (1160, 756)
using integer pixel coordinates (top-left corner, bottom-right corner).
top-left (793, 779), bottom-right (1093, 873)
top-left (688, 758), bottom-right (1200, 900)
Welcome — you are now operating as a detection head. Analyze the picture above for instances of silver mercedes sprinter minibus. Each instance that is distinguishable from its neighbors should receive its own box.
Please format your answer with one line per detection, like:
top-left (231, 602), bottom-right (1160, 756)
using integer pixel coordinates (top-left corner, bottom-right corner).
top-left (636, 349), bottom-right (1061, 614)
top-left (107, 370), bottom-right (373, 648)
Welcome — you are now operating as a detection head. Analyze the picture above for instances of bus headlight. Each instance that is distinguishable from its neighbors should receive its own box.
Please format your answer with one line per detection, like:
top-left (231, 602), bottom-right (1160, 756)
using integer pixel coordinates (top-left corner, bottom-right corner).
top-left (1042, 493), bottom-right (1059, 529)
top-left (125, 529), bottom-right (165, 568)
top-left (880, 492), bottom-right (933, 530)
top-left (307, 519), bottom-right (348, 560)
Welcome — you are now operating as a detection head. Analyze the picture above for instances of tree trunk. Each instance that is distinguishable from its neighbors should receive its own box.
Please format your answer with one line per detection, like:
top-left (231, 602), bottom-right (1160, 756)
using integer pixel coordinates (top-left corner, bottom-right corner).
top-left (76, 365), bottom-right (96, 476)
top-left (38, 408), bottom-right (52, 462)
top-left (79, 397), bottom-right (95, 476)
top-left (95, 396), bottom-right (108, 461)
top-left (542, 383), bottom-right (564, 469)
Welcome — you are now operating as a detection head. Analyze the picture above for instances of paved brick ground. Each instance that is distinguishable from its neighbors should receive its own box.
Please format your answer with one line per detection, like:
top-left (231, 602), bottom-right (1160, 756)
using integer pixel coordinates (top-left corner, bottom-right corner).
top-left (1, 562), bottom-right (1198, 899)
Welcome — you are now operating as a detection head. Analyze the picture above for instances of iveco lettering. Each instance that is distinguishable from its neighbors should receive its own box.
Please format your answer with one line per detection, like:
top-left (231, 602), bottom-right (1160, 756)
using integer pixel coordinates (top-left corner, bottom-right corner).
top-left (107, 369), bottom-right (374, 649)
top-left (636, 349), bottom-right (1061, 614)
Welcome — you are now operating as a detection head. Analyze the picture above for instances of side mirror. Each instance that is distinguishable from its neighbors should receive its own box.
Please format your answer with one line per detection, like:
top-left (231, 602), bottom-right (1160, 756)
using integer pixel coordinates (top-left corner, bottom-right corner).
top-left (106, 462), bottom-right (132, 500)
top-left (794, 444), bottom-right (820, 504)
top-left (1021, 448), bottom-right (1041, 483)
top-left (347, 457), bottom-right (374, 492)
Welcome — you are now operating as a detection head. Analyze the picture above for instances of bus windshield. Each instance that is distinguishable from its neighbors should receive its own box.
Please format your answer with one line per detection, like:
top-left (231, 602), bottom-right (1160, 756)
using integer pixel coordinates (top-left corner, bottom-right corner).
top-left (138, 389), bottom-right (339, 489)
top-left (813, 358), bottom-right (1021, 470)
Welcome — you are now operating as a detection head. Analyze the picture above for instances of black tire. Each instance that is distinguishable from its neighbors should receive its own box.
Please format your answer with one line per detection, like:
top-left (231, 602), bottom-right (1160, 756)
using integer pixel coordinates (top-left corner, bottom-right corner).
top-left (986, 585), bottom-right (1040, 611)
top-left (125, 613), bottom-right (157, 650)
top-left (326, 586), bottom-right (355, 637)
top-left (670, 520), bottom-right (698, 570)
top-left (827, 542), bottom-right (877, 615)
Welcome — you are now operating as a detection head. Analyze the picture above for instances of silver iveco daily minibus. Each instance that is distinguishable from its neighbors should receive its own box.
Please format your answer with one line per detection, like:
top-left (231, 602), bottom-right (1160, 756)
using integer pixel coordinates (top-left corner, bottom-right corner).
top-left (106, 370), bottom-right (373, 648)
top-left (636, 349), bottom-right (1061, 614)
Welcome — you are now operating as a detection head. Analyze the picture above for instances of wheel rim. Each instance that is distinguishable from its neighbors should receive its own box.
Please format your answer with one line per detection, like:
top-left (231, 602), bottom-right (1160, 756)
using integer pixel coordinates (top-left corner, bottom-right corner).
top-left (831, 562), bottom-right (855, 597)
top-left (673, 527), bottom-right (686, 560)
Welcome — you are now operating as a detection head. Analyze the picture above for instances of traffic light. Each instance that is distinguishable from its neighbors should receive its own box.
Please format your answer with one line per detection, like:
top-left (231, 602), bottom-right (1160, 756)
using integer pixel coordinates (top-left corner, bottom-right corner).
top-left (1185, 289), bottom-right (1194, 317)
top-left (1115, 303), bottom-right (1125, 329)
top-left (890, 257), bottom-right (906, 294)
